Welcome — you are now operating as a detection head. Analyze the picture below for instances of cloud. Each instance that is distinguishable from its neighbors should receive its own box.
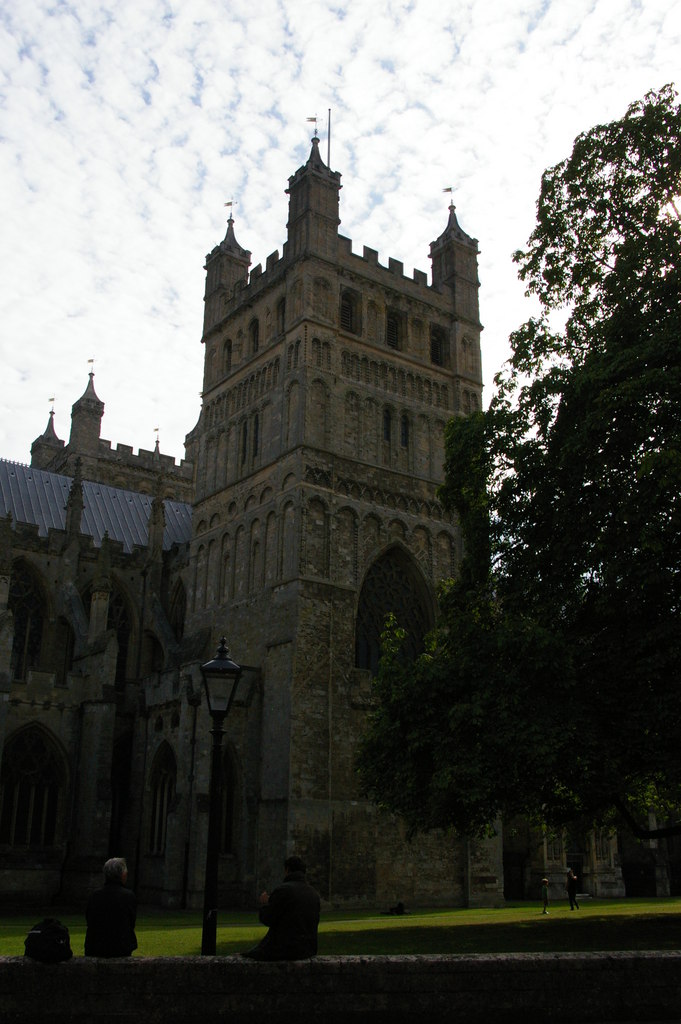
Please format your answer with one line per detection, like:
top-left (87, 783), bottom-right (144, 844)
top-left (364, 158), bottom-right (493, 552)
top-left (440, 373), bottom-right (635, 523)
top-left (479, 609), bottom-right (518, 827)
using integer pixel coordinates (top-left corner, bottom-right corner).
top-left (0, 0), bottom-right (678, 463)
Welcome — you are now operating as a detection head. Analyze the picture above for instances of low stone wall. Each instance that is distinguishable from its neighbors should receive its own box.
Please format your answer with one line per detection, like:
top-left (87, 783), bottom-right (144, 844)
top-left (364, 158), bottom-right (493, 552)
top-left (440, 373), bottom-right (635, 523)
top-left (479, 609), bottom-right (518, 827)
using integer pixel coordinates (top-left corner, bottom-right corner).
top-left (2, 951), bottom-right (681, 1023)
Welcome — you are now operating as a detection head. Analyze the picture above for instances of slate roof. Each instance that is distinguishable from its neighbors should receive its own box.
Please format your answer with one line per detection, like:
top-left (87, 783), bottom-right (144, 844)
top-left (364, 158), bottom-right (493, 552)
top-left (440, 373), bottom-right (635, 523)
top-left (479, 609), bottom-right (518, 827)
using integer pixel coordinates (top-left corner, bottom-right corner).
top-left (0, 459), bottom-right (192, 554)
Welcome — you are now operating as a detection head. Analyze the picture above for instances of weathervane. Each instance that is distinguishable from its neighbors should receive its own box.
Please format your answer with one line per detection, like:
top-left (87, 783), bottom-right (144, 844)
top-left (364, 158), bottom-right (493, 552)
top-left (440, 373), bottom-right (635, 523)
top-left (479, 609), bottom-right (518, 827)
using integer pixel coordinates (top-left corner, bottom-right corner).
top-left (224, 198), bottom-right (236, 218)
top-left (307, 111), bottom-right (332, 165)
top-left (442, 186), bottom-right (455, 207)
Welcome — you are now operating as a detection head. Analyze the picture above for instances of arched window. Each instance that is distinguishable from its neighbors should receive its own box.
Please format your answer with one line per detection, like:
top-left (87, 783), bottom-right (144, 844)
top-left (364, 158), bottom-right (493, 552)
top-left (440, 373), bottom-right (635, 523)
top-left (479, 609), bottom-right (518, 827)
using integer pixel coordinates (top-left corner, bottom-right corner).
top-left (355, 548), bottom-right (431, 674)
top-left (386, 311), bottom-right (400, 350)
top-left (148, 742), bottom-right (176, 855)
top-left (0, 727), bottom-right (65, 848)
top-left (249, 319), bottom-right (259, 354)
top-left (8, 562), bottom-right (45, 681)
top-left (340, 293), bottom-right (353, 332)
top-left (430, 326), bottom-right (446, 366)
top-left (340, 290), bottom-right (361, 335)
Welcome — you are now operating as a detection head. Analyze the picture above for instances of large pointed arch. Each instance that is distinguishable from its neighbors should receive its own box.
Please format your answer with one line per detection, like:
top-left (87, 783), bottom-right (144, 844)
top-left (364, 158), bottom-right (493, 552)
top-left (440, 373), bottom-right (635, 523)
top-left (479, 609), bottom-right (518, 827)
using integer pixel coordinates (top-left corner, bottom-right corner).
top-left (355, 544), bottom-right (434, 674)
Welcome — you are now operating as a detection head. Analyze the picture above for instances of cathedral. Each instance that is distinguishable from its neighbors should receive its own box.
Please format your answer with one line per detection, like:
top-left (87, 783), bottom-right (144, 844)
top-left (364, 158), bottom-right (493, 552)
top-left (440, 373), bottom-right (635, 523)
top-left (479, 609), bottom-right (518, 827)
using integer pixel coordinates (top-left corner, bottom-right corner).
top-left (0, 137), bottom-right (667, 909)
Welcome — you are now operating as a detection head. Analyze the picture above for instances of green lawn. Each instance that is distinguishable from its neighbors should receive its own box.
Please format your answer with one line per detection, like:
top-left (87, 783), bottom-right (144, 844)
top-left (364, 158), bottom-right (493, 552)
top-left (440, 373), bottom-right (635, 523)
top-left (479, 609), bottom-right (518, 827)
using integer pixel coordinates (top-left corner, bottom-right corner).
top-left (2, 899), bottom-right (681, 958)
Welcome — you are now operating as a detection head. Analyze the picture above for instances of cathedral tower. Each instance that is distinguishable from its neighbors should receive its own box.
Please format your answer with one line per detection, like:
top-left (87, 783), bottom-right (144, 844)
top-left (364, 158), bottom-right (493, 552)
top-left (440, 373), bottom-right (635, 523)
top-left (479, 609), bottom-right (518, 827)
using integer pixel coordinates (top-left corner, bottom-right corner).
top-left (185, 139), bottom-right (498, 906)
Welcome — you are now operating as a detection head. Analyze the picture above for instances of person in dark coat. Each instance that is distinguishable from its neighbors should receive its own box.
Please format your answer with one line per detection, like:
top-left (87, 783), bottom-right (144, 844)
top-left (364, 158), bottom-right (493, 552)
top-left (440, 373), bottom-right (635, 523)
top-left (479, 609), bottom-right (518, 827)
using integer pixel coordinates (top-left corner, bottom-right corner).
top-left (85, 857), bottom-right (138, 957)
top-left (566, 868), bottom-right (580, 910)
top-left (243, 855), bottom-right (320, 960)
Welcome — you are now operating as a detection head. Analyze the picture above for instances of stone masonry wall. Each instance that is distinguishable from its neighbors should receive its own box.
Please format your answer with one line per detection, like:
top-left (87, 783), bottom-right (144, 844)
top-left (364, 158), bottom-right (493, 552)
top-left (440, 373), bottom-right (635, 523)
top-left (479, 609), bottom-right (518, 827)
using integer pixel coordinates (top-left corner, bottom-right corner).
top-left (2, 952), bottom-right (681, 1023)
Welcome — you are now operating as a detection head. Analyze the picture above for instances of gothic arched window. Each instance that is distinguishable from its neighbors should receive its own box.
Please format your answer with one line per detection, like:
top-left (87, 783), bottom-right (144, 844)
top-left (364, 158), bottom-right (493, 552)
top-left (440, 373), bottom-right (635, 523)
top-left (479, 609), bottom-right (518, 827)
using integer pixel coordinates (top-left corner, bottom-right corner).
top-left (400, 414), bottom-right (410, 448)
top-left (340, 290), bottom-right (361, 335)
top-left (430, 326), bottom-right (446, 366)
top-left (9, 562), bottom-right (45, 681)
top-left (0, 727), bottom-right (65, 848)
top-left (148, 742), bottom-right (176, 855)
top-left (386, 311), bottom-right (400, 350)
top-left (355, 548), bottom-right (431, 674)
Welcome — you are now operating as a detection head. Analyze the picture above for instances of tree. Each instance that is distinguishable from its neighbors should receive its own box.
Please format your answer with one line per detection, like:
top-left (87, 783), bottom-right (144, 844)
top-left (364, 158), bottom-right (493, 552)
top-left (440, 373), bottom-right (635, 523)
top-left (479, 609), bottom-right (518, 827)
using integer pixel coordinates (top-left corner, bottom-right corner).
top-left (357, 86), bottom-right (681, 839)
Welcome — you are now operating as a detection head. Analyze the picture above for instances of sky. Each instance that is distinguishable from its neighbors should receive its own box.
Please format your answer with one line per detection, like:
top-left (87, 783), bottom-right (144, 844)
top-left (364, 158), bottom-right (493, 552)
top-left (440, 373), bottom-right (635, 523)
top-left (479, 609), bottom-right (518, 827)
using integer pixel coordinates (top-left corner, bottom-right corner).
top-left (0, 0), bottom-right (679, 467)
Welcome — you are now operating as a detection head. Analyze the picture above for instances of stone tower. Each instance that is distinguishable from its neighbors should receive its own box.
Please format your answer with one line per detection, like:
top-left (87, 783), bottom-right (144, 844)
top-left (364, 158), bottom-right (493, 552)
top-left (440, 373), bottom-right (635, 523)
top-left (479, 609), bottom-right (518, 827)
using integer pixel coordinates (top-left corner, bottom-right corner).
top-left (184, 138), bottom-right (500, 906)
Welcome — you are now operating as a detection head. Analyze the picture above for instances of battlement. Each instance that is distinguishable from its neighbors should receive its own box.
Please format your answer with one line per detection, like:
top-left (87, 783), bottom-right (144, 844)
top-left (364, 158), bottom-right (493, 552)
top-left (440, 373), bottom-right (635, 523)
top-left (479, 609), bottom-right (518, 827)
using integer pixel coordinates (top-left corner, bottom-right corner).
top-left (95, 438), bottom-right (193, 479)
top-left (216, 230), bottom-right (438, 323)
top-left (339, 236), bottom-right (432, 292)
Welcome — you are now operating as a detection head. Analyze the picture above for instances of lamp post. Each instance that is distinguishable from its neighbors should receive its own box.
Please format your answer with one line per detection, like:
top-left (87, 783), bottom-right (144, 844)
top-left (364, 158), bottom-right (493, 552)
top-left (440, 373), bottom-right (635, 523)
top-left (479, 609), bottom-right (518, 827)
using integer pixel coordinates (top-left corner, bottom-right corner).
top-left (200, 637), bottom-right (242, 956)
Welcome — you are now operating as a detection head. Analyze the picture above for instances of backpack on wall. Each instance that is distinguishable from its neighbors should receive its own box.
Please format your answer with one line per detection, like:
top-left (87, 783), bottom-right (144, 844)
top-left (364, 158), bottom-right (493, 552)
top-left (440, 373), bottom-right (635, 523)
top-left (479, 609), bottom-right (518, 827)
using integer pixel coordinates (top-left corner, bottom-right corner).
top-left (24, 918), bottom-right (73, 963)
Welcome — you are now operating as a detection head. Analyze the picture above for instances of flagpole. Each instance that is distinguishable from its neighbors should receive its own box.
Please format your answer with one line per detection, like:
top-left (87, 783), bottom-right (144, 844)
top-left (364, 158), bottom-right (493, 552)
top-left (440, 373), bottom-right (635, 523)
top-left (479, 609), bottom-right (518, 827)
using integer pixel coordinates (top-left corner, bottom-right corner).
top-left (327, 108), bottom-right (331, 167)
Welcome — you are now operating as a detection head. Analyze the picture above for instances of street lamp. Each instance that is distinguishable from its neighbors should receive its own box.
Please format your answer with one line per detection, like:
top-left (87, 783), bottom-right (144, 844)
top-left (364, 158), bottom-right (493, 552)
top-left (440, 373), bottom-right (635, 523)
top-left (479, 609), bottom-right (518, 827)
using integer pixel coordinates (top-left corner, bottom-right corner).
top-left (200, 637), bottom-right (242, 956)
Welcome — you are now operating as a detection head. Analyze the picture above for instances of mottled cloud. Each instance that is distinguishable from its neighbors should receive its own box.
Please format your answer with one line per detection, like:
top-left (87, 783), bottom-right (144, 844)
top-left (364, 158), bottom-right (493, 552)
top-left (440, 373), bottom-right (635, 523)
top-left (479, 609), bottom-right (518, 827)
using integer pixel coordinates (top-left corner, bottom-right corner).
top-left (0, 0), bottom-right (678, 462)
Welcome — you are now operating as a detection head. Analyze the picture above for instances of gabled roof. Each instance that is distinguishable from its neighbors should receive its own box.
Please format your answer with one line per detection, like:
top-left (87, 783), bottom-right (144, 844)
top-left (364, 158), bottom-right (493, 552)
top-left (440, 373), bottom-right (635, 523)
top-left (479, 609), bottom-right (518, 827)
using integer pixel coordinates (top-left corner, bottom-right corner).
top-left (0, 460), bottom-right (192, 554)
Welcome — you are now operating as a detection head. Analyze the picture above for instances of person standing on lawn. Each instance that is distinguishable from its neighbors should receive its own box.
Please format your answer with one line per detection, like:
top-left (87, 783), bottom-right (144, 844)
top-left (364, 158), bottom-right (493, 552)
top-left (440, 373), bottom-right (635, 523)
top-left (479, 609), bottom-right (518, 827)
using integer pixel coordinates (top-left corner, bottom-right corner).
top-left (541, 877), bottom-right (550, 915)
top-left (566, 869), bottom-right (580, 910)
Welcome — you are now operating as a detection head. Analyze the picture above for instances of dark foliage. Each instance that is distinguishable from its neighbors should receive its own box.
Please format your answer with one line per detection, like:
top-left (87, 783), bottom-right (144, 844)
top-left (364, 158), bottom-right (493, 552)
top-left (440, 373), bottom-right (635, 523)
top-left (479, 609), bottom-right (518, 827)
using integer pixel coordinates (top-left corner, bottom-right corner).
top-left (357, 86), bottom-right (681, 839)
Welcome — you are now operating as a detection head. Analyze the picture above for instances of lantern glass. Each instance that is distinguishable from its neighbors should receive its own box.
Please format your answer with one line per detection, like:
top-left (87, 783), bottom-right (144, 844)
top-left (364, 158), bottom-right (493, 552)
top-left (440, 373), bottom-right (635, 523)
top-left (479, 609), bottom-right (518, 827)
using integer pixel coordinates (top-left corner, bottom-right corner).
top-left (200, 638), bottom-right (242, 717)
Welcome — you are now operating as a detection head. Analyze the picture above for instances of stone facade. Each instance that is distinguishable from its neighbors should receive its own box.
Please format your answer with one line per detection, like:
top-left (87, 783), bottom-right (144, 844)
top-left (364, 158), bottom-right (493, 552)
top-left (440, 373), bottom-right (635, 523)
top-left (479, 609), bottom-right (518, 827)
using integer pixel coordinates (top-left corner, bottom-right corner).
top-left (0, 138), bottom-right (666, 909)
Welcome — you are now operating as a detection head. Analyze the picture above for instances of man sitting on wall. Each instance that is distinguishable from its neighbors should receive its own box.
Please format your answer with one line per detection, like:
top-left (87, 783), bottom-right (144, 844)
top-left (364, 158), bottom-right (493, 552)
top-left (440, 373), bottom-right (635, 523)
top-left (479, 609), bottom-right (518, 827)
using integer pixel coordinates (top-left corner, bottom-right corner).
top-left (243, 855), bottom-right (321, 960)
top-left (84, 857), bottom-right (138, 958)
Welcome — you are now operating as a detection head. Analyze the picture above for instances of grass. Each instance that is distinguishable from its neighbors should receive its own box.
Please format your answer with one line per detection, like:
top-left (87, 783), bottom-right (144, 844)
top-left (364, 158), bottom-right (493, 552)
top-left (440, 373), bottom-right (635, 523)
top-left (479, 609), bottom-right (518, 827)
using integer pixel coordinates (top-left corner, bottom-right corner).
top-left (2, 899), bottom-right (681, 958)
